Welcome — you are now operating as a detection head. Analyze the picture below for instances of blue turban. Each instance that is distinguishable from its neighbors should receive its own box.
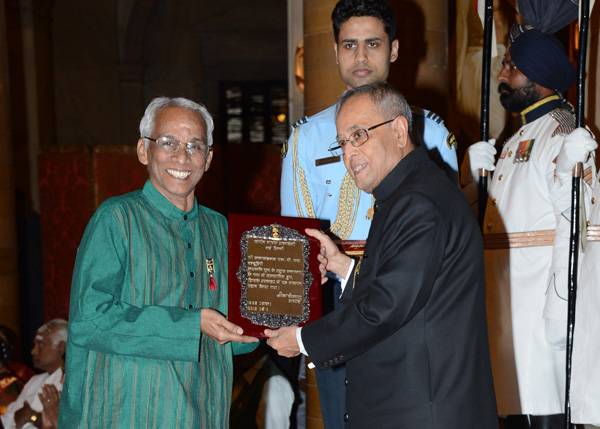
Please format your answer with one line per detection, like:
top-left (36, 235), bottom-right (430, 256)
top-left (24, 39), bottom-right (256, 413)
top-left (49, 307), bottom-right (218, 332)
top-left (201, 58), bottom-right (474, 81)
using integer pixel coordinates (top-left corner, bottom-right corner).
top-left (510, 27), bottom-right (577, 94)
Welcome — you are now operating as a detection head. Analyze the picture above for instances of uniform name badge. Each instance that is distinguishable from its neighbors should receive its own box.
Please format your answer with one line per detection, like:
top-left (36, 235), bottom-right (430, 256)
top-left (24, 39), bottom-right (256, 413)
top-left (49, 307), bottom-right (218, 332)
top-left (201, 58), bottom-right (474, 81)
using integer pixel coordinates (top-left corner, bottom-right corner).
top-left (515, 139), bottom-right (535, 163)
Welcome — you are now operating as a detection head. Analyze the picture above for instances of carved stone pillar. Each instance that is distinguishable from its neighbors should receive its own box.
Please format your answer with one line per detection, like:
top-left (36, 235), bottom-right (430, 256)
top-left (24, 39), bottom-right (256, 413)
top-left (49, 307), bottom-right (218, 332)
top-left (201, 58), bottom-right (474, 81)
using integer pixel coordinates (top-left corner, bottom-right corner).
top-left (302, 2), bottom-right (341, 426)
top-left (303, 0), bottom-right (344, 117)
top-left (303, 3), bottom-right (341, 426)
top-left (389, 0), bottom-right (449, 119)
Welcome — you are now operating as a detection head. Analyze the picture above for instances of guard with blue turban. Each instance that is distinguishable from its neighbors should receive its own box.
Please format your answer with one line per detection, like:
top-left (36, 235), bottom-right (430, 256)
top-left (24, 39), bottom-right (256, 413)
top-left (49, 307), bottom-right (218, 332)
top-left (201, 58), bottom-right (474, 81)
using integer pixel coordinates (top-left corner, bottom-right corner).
top-left (461, 25), bottom-right (597, 429)
top-left (509, 25), bottom-right (577, 96)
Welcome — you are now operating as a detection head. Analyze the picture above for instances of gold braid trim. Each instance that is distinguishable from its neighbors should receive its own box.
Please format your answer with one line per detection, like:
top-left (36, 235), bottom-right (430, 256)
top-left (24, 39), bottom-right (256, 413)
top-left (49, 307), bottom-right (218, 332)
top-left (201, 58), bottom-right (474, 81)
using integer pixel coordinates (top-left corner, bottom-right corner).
top-left (588, 225), bottom-right (600, 242)
top-left (352, 256), bottom-right (363, 290)
top-left (291, 125), bottom-right (315, 218)
top-left (520, 95), bottom-right (561, 124)
top-left (327, 172), bottom-right (360, 239)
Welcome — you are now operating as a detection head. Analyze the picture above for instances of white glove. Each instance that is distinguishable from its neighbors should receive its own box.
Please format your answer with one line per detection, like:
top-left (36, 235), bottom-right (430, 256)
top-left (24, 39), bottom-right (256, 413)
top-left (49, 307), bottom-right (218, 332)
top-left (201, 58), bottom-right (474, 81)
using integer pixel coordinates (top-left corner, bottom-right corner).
top-left (556, 127), bottom-right (597, 185)
top-left (467, 139), bottom-right (496, 183)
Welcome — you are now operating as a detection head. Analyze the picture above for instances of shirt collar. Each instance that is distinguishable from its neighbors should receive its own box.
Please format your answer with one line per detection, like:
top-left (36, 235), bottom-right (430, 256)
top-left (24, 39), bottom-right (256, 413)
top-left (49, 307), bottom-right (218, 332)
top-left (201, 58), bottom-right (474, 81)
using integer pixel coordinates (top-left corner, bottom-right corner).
top-left (373, 145), bottom-right (428, 204)
top-left (519, 94), bottom-right (564, 125)
top-left (141, 179), bottom-right (198, 221)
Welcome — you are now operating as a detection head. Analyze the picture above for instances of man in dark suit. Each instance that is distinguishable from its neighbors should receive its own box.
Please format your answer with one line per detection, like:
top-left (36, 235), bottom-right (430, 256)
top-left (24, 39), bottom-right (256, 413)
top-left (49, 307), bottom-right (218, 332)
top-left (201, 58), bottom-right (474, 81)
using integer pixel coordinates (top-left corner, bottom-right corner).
top-left (266, 82), bottom-right (498, 428)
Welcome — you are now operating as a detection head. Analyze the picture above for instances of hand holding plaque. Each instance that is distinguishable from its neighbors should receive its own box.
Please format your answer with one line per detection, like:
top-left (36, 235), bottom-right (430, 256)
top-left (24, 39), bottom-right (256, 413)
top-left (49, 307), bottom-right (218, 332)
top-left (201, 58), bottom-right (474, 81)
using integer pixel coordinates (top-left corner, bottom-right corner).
top-left (304, 228), bottom-right (354, 283)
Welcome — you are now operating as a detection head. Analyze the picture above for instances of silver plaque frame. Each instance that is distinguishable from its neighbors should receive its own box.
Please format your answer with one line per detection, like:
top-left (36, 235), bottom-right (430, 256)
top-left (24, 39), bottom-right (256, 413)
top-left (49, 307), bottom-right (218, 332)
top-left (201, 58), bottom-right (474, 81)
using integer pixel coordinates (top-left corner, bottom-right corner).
top-left (236, 223), bottom-right (313, 327)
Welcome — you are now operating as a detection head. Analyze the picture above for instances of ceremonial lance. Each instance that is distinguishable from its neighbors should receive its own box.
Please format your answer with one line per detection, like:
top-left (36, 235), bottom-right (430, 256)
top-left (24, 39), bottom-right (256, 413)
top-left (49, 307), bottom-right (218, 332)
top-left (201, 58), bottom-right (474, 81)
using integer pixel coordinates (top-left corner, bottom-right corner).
top-left (565, 1), bottom-right (590, 428)
top-left (478, 0), bottom-right (494, 230)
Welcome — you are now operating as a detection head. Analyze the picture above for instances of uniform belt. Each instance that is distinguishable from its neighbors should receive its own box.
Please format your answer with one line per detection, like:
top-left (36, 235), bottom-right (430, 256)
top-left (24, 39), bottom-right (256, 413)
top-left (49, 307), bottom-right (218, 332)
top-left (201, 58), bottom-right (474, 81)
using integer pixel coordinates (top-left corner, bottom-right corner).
top-left (483, 230), bottom-right (555, 249)
top-left (587, 225), bottom-right (600, 242)
top-left (484, 226), bottom-right (600, 248)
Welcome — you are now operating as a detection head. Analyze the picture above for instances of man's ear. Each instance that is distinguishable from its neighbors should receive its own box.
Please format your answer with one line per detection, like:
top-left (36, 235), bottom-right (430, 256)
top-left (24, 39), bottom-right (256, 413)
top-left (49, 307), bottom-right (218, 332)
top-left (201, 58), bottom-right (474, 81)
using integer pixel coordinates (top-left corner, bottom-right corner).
top-left (390, 39), bottom-right (399, 63)
top-left (204, 150), bottom-right (213, 172)
top-left (334, 42), bottom-right (339, 65)
top-left (57, 341), bottom-right (66, 358)
top-left (393, 116), bottom-right (409, 146)
top-left (137, 138), bottom-right (149, 165)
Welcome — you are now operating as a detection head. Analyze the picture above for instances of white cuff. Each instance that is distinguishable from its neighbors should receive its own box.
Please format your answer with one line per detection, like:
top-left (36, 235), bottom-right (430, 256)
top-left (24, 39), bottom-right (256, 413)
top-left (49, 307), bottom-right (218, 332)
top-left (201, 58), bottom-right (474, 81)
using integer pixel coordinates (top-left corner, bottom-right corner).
top-left (297, 260), bottom-right (355, 370)
top-left (296, 327), bottom-right (307, 356)
top-left (296, 327), bottom-right (315, 369)
top-left (339, 259), bottom-right (356, 296)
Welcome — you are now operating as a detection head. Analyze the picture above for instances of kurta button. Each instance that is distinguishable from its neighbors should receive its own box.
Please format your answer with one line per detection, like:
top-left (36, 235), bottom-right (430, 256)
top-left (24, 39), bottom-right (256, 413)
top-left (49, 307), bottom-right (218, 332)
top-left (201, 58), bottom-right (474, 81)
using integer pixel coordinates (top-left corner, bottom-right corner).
top-left (326, 179), bottom-right (331, 184)
top-left (328, 193), bottom-right (332, 197)
top-left (498, 175), bottom-right (503, 181)
top-left (520, 130), bottom-right (524, 136)
top-left (508, 151), bottom-right (512, 157)
top-left (190, 272), bottom-right (194, 277)
top-left (487, 222), bottom-right (492, 229)
top-left (592, 198), bottom-right (596, 205)
top-left (189, 304), bottom-right (193, 309)
top-left (345, 377), bottom-right (348, 386)
top-left (492, 198), bottom-right (497, 205)
top-left (188, 243), bottom-right (192, 248)
top-left (184, 215), bottom-right (188, 220)
top-left (344, 414), bottom-right (349, 422)
top-left (374, 204), bottom-right (379, 211)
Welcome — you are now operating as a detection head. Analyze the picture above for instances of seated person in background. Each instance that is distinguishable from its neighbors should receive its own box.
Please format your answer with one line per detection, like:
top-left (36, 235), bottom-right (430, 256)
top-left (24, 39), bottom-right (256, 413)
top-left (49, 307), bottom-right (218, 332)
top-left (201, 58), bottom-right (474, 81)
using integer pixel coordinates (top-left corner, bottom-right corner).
top-left (0, 326), bottom-right (35, 417)
top-left (0, 319), bottom-right (67, 429)
top-left (231, 341), bottom-right (296, 429)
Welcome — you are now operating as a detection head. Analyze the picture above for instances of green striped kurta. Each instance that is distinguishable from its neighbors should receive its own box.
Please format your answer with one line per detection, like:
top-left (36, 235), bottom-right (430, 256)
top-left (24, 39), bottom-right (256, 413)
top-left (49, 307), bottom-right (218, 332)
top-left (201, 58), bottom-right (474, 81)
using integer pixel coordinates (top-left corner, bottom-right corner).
top-left (58, 180), bottom-right (255, 428)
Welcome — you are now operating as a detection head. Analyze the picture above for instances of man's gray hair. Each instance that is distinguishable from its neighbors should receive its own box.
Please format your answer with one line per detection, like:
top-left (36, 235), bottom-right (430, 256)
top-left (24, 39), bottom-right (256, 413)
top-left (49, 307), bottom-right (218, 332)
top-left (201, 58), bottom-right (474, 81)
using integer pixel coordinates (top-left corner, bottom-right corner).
top-left (336, 82), bottom-right (413, 134)
top-left (38, 319), bottom-right (68, 347)
top-left (139, 97), bottom-right (214, 147)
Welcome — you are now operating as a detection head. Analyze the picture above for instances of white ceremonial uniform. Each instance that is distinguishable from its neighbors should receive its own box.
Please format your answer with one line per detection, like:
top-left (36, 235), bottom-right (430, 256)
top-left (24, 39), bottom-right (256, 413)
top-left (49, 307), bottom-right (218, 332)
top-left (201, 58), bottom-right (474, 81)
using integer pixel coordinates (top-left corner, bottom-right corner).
top-left (483, 96), bottom-right (596, 415)
top-left (572, 175), bottom-right (600, 426)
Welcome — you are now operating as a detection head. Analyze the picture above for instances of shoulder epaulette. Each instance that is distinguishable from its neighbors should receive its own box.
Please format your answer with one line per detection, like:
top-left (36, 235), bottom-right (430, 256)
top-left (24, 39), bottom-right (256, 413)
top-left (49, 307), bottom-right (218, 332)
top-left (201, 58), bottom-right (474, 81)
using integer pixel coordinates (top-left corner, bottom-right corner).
top-left (410, 106), bottom-right (443, 125)
top-left (292, 116), bottom-right (308, 129)
top-left (550, 108), bottom-right (576, 137)
top-left (426, 110), bottom-right (443, 125)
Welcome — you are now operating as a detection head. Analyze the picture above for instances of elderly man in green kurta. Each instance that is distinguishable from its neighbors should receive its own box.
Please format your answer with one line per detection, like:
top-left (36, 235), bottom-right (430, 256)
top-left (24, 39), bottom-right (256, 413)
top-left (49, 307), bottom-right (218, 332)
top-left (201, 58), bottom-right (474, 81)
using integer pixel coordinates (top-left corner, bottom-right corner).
top-left (58, 97), bottom-right (258, 428)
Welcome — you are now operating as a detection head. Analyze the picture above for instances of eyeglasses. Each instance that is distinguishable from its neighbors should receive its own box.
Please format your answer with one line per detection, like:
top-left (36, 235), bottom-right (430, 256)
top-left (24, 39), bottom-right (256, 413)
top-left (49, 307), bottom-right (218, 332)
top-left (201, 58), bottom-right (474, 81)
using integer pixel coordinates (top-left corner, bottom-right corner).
top-left (144, 136), bottom-right (211, 158)
top-left (328, 117), bottom-right (398, 156)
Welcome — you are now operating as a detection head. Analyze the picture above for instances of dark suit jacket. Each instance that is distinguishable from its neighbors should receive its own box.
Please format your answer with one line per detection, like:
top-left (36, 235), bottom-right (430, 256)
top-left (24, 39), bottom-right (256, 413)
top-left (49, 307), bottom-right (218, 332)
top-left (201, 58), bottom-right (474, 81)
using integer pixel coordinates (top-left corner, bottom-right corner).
top-left (302, 146), bottom-right (498, 428)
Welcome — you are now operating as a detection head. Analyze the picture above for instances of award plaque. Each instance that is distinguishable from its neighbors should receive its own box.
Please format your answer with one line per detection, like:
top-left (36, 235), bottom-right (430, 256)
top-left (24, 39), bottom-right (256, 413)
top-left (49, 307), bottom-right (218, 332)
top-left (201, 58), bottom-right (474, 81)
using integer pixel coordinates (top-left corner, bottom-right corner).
top-left (228, 213), bottom-right (322, 337)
